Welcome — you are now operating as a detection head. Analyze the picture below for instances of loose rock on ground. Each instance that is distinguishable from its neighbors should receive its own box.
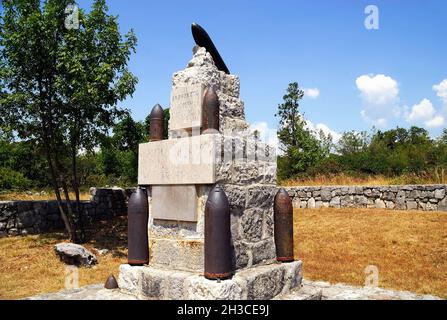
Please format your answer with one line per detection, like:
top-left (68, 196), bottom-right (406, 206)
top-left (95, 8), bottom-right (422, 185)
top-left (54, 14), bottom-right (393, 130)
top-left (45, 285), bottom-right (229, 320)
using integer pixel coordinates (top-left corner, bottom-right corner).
top-left (54, 243), bottom-right (98, 267)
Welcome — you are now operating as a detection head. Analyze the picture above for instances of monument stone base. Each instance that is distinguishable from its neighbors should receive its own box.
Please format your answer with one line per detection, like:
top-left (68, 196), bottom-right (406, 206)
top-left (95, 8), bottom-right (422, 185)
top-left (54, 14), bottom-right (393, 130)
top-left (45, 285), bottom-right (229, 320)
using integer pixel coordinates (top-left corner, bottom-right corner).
top-left (118, 260), bottom-right (303, 300)
top-left (126, 42), bottom-right (288, 300)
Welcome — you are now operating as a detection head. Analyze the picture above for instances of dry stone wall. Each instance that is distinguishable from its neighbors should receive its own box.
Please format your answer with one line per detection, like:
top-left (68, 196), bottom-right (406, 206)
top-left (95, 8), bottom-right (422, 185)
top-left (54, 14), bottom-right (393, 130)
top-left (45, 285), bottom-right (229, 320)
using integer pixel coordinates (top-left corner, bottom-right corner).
top-left (3, 184), bottom-right (443, 238)
top-left (0, 188), bottom-right (132, 237)
top-left (285, 185), bottom-right (447, 211)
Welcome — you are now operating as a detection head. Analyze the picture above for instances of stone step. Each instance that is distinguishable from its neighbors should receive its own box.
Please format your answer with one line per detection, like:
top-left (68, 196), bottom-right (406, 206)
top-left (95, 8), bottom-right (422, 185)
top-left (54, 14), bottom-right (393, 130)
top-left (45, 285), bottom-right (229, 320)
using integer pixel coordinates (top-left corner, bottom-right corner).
top-left (301, 279), bottom-right (442, 300)
top-left (25, 284), bottom-right (138, 300)
top-left (118, 260), bottom-right (303, 300)
top-left (273, 284), bottom-right (323, 300)
top-left (26, 278), bottom-right (442, 300)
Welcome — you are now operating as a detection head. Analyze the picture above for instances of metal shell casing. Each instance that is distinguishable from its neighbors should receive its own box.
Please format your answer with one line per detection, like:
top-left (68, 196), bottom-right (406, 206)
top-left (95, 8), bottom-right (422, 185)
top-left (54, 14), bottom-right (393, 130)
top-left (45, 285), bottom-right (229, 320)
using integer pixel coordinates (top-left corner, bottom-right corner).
top-left (127, 188), bottom-right (149, 266)
top-left (104, 274), bottom-right (119, 289)
top-left (273, 188), bottom-right (294, 262)
top-left (204, 184), bottom-right (232, 280)
top-left (149, 104), bottom-right (164, 141)
top-left (203, 87), bottom-right (220, 134)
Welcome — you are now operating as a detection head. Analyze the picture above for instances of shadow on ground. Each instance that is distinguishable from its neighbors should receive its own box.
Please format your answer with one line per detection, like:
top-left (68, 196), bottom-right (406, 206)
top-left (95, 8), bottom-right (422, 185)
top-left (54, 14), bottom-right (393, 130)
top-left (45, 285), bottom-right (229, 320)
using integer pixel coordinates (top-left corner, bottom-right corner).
top-left (33, 216), bottom-right (128, 258)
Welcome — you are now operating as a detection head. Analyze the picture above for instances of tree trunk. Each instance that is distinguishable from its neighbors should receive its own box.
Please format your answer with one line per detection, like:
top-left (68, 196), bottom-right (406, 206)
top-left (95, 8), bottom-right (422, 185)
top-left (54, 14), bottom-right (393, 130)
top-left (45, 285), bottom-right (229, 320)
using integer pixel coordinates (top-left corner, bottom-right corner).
top-left (44, 142), bottom-right (77, 242)
top-left (35, 33), bottom-right (79, 242)
top-left (54, 156), bottom-right (79, 244)
top-left (40, 107), bottom-right (78, 242)
top-left (71, 140), bottom-right (85, 242)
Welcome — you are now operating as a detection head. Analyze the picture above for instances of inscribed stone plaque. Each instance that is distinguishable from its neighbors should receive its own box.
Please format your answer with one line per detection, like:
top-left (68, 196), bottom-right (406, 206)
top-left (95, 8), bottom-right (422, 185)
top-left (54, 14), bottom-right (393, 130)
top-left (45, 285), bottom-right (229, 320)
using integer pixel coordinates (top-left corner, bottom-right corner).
top-left (169, 84), bottom-right (205, 131)
top-left (151, 185), bottom-right (198, 222)
top-left (138, 134), bottom-right (218, 185)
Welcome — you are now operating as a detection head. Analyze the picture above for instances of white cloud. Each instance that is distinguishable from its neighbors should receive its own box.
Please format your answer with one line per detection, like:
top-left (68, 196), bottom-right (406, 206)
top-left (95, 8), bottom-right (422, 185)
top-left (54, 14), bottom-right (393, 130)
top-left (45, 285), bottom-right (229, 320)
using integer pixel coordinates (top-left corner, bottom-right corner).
top-left (356, 74), bottom-right (401, 126)
top-left (375, 118), bottom-right (387, 127)
top-left (406, 98), bottom-right (445, 128)
top-left (306, 120), bottom-right (342, 143)
top-left (425, 115), bottom-right (445, 128)
top-left (356, 74), bottom-right (399, 105)
top-left (249, 120), bottom-right (341, 155)
top-left (360, 109), bottom-right (388, 127)
top-left (355, 75), bottom-right (447, 130)
top-left (304, 88), bottom-right (320, 99)
top-left (433, 79), bottom-right (447, 106)
top-left (407, 98), bottom-right (435, 122)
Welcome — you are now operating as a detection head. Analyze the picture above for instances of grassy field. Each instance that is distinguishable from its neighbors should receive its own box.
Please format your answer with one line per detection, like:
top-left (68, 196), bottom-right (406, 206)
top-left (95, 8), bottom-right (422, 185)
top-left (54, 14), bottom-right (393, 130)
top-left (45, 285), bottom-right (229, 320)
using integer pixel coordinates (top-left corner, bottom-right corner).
top-left (0, 217), bottom-right (127, 300)
top-left (295, 208), bottom-right (447, 298)
top-left (0, 208), bottom-right (446, 299)
top-left (0, 190), bottom-right (91, 201)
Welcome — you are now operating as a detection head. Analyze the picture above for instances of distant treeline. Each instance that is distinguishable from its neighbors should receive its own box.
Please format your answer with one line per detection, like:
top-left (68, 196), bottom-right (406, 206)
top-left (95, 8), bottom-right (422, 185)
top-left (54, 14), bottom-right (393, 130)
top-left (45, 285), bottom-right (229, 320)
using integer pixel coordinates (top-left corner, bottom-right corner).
top-left (0, 109), bottom-right (169, 191)
top-left (2, 116), bottom-right (447, 190)
top-left (3, 83), bottom-right (447, 190)
top-left (278, 126), bottom-right (447, 184)
top-left (276, 83), bottom-right (447, 185)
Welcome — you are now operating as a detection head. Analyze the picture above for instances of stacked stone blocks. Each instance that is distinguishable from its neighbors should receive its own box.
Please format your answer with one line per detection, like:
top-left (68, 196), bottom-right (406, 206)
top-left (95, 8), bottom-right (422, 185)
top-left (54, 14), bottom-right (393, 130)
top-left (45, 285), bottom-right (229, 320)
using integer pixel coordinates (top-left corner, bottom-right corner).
top-left (146, 46), bottom-right (278, 273)
top-left (118, 261), bottom-right (302, 300)
top-left (0, 188), bottom-right (131, 236)
top-left (286, 185), bottom-right (447, 211)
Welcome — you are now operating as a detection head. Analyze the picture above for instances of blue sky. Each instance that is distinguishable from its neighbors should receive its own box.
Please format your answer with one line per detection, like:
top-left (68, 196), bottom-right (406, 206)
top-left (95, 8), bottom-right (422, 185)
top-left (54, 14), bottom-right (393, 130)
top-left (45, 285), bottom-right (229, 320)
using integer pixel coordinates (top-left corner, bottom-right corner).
top-left (7, 0), bottom-right (447, 140)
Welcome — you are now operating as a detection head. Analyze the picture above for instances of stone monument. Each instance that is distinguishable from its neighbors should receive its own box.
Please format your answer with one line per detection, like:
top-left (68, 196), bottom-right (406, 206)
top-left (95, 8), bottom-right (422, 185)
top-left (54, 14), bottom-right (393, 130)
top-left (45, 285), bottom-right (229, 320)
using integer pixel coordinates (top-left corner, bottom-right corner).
top-left (118, 24), bottom-right (302, 300)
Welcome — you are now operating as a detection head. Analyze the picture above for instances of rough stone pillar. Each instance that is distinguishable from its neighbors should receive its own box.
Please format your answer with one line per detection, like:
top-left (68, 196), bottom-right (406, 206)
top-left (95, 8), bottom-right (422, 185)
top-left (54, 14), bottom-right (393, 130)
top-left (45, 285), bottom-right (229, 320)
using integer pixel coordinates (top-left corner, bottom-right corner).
top-left (119, 45), bottom-right (300, 300)
top-left (144, 46), bottom-right (277, 273)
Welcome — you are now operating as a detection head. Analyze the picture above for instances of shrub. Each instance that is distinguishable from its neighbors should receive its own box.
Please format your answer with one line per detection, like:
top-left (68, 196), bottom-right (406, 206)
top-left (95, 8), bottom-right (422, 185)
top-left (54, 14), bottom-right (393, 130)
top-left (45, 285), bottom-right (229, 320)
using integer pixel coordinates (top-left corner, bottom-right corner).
top-left (84, 173), bottom-right (135, 189)
top-left (0, 167), bottom-right (33, 190)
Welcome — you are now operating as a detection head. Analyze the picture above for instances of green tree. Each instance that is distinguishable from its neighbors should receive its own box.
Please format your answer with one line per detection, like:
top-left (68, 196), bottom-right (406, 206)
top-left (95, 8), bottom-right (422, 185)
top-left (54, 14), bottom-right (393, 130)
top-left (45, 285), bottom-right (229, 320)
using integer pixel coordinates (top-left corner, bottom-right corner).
top-left (113, 113), bottom-right (146, 152)
top-left (276, 82), bottom-right (329, 180)
top-left (434, 129), bottom-right (447, 182)
top-left (336, 131), bottom-right (368, 156)
top-left (0, 167), bottom-right (32, 190)
top-left (0, 139), bottom-right (49, 188)
top-left (57, 1), bottom-right (137, 239)
top-left (98, 113), bottom-right (146, 183)
top-left (366, 127), bottom-right (433, 175)
top-left (0, 0), bottom-right (137, 242)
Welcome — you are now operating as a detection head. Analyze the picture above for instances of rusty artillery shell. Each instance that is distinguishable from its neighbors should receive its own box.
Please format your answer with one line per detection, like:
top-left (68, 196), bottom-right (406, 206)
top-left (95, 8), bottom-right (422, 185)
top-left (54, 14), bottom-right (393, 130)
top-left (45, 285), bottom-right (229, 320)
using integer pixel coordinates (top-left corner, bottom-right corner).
top-left (203, 87), bottom-right (220, 134)
top-left (104, 274), bottom-right (119, 289)
top-left (204, 184), bottom-right (232, 280)
top-left (274, 188), bottom-right (294, 262)
top-left (149, 104), bottom-right (164, 141)
top-left (127, 188), bottom-right (149, 266)
top-left (191, 23), bottom-right (230, 74)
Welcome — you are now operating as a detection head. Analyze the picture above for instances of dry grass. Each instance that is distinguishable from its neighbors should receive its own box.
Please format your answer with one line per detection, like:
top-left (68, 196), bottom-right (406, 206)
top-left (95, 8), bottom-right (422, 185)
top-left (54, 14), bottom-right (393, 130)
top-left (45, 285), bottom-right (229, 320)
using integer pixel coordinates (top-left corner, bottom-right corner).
top-left (0, 191), bottom-right (91, 201)
top-left (294, 208), bottom-right (447, 298)
top-left (282, 173), bottom-right (444, 186)
top-left (1, 208), bottom-right (446, 300)
top-left (283, 174), bottom-right (392, 186)
top-left (0, 217), bottom-right (127, 300)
